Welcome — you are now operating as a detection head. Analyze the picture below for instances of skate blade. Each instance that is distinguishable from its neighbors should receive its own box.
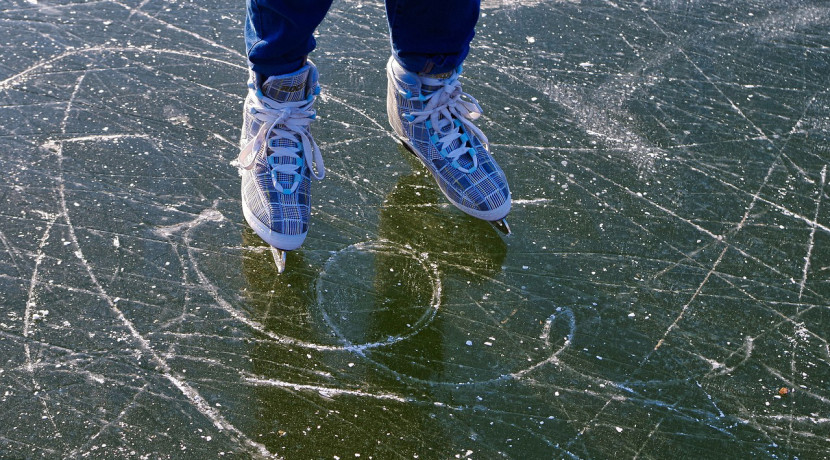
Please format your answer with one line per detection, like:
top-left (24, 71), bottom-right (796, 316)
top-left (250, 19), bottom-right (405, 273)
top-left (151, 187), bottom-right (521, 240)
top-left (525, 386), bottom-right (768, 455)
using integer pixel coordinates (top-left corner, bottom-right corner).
top-left (490, 218), bottom-right (511, 235)
top-left (270, 247), bottom-right (287, 274)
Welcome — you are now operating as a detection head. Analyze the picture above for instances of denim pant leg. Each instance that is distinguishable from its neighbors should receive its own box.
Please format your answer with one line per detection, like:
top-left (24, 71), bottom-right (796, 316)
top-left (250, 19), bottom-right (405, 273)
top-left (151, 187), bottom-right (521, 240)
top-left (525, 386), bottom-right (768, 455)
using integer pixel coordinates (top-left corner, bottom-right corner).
top-left (385, 0), bottom-right (481, 74)
top-left (245, 0), bottom-right (333, 77)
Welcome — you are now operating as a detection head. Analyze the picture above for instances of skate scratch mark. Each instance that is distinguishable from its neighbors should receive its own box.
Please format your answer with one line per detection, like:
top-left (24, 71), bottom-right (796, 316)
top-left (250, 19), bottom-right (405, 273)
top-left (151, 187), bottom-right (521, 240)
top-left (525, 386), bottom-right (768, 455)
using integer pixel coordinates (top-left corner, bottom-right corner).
top-left (511, 310), bottom-right (575, 379)
top-left (787, 325), bottom-right (800, 450)
top-left (651, 245), bottom-right (728, 352)
top-left (242, 374), bottom-right (410, 403)
top-left (316, 240), bottom-right (443, 350)
top-left (0, 46), bottom-right (244, 91)
top-left (324, 93), bottom-right (396, 137)
top-left (17, 75), bottom-right (101, 446)
top-left (697, 381), bottom-right (725, 418)
top-left (125, 0), bottom-right (151, 22)
top-left (644, 134), bottom-right (787, 356)
top-left (568, 4), bottom-right (803, 444)
top-left (799, 165), bottom-right (825, 300)
top-left (572, 165), bottom-right (721, 241)
top-left (513, 197), bottom-right (557, 205)
top-left (22, 210), bottom-right (61, 438)
top-left (493, 8), bottom-right (687, 171)
top-left (161, 222), bottom-right (196, 362)
top-left (172, 214), bottom-right (339, 351)
top-left (336, 306), bottom-right (575, 387)
top-left (548, 157), bottom-right (744, 295)
top-left (638, 156), bottom-right (781, 363)
top-left (685, 162), bottom-right (830, 236)
top-left (0, 229), bottom-right (25, 278)
top-left (47, 134), bottom-right (150, 144)
top-left (110, 0), bottom-right (241, 57)
top-left (632, 5), bottom-right (825, 179)
top-left (22, 211), bottom-right (58, 344)
top-left (706, 336), bottom-right (754, 377)
top-left (638, 2), bottom-right (815, 182)
top-left (677, 161), bottom-right (830, 295)
top-left (319, 92), bottom-right (399, 199)
top-left (632, 418), bottom-right (664, 460)
top-left (760, 415), bottom-right (830, 424)
top-left (212, 132), bottom-right (236, 147)
top-left (50, 75), bottom-right (273, 459)
top-left (539, 313), bottom-right (558, 347)
top-left (155, 207), bottom-right (224, 238)
top-left (764, 364), bottom-right (830, 405)
top-left (67, 383), bottom-right (150, 458)
top-left (491, 142), bottom-right (596, 153)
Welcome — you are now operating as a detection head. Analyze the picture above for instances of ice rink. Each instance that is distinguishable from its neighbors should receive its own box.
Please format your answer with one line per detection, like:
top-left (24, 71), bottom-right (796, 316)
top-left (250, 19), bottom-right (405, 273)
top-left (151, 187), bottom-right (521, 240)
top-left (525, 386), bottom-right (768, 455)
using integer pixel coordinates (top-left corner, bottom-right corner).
top-left (1, 0), bottom-right (829, 457)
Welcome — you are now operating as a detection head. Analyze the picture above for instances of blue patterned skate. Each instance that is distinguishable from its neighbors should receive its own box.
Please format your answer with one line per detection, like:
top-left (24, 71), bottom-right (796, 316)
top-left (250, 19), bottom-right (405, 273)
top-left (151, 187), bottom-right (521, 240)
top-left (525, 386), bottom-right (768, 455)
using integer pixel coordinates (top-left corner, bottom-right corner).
top-left (237, 62), bottom-right (325, 272)
top-left (386, 57), bottom-right (511, 233)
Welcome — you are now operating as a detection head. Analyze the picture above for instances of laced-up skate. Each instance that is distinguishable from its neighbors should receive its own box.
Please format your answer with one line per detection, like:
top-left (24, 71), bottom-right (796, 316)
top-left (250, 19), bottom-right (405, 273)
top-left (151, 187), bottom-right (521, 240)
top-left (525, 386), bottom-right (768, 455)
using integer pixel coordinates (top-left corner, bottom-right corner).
top-left (237, 61), bottom-right (325, 272)
top-left (386, 57), bottom-right (511, 233)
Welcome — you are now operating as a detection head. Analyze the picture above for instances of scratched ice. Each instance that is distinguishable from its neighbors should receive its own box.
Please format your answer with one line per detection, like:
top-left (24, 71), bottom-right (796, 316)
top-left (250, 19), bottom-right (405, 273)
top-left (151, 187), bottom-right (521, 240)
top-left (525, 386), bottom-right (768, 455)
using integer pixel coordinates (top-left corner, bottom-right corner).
top-left (1, 0), bottom-right (829, 458)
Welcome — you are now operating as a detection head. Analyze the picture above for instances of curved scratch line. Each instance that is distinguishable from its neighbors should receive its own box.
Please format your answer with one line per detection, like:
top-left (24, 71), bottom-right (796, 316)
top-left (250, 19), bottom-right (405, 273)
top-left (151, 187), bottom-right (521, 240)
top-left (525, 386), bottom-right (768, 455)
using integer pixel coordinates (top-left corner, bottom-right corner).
top-left (170, 212), bottom-right (424, 347)
top-left (67, 383), bottom-right (151, 458)
top-left (180, 227), bottom-right (442, 352)
top-left (345, 306), bottom-right (575, 387)
top-left (511, 309), bottom-right (575, 379)
top-left (315, 240), bottom-right (443, 350)
top-left (173, 210), bottom-right (361, 352)
top-left (49, 75), bottom-right (272, 458)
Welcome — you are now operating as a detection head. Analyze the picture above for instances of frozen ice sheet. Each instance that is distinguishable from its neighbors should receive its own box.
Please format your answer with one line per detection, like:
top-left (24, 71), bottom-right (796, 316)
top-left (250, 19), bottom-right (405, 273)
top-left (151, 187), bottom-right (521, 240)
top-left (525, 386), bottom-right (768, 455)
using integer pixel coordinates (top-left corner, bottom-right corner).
top-left (1, 0), bottom-right (829, 458)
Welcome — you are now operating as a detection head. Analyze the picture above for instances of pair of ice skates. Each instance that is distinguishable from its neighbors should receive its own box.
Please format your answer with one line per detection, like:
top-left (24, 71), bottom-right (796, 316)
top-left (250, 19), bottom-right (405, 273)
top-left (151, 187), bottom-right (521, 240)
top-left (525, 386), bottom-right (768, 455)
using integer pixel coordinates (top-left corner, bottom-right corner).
top-left (237, 57), bottom-right (511, 272)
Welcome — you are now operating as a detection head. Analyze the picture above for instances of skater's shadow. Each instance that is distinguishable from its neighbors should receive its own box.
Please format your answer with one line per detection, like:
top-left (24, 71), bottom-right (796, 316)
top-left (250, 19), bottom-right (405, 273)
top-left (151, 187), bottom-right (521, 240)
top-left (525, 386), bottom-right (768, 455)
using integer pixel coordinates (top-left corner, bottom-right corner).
top-left (341, 145), bottom-right (508, 379)
top-left (235, 147), bottom-right (510, 454)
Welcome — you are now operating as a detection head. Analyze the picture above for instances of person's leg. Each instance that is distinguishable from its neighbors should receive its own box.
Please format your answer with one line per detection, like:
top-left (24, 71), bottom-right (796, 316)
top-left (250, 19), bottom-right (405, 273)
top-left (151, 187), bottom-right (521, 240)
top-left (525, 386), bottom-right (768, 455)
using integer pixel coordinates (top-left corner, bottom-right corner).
top-left (384, 0), bottom-right (511, 228)
top-left (240, 0), bottom-right (332, 271)
top-left (245, 0), bottom-right (333, 78)
top-left (385, 0), bottom-right (480, 74)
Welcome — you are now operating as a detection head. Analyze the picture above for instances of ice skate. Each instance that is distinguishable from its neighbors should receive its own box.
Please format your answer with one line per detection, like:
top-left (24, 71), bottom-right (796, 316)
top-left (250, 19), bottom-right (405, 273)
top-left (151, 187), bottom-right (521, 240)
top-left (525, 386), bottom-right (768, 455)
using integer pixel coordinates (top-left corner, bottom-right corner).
top-left (386, 57), bottom-right (511, 233)
top-left (237, 61), bottom-right (324, 273)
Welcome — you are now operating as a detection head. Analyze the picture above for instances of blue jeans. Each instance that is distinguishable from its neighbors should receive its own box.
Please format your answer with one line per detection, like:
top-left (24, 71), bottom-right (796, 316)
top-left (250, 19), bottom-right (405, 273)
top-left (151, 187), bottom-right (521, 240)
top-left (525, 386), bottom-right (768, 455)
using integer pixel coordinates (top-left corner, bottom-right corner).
top-left (245, 0), bottom-right (480, 77)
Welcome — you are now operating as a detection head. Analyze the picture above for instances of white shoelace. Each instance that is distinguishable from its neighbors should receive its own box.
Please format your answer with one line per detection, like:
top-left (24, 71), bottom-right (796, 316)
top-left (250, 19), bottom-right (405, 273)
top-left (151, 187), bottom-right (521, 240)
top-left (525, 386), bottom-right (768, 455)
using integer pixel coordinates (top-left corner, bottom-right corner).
top-left (237, 87), bottom-right (325, 194)
top-left (402, 74), bottom-right (489, 173)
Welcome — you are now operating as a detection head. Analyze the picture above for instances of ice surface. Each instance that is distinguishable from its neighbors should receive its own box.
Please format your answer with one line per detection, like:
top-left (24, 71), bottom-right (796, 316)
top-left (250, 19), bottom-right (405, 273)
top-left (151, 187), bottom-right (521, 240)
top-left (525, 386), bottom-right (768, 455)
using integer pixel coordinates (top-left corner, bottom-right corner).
top-left (1, 0), bottom-right (829, 458)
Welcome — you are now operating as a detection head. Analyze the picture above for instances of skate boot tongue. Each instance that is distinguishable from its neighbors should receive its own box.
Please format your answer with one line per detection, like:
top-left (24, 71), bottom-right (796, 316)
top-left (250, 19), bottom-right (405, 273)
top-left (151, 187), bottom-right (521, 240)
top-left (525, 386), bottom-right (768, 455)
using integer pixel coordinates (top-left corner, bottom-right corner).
top-left (419, 70), bottom-right (454, 94)
top-left (246, 62), bottom-right (324, 194)
top-left (417, 70), bottom-right (477, 172)
top-left (261, 66), bottom-right (312, 103)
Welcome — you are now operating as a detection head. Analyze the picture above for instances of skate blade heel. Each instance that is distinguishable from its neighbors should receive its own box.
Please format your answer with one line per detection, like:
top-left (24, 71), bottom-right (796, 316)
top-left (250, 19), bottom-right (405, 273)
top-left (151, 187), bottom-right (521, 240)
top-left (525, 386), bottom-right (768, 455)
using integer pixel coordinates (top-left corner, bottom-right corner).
top-left (270, 247), bottom-right (287, 274)
top-left (490, 218), bottom-right (511, 235)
